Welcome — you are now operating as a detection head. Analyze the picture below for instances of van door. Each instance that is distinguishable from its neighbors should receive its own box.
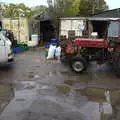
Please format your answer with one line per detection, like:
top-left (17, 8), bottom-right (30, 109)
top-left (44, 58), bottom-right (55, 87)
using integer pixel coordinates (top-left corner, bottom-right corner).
top-left (0, 38), bottom-right (7, 62)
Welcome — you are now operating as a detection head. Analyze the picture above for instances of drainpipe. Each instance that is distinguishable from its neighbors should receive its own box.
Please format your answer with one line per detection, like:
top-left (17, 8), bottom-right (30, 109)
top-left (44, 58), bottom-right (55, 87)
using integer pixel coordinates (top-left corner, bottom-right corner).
top-left (18, 14), bottom-right (21, 42)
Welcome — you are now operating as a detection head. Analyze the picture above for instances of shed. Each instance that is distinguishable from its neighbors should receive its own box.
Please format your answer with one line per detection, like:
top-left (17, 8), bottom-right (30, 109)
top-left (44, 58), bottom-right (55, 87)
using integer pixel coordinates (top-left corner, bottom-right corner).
top-left (32, 12), bottom-right (55, 43)
top-left (2, 17), bottom-right (29, 44)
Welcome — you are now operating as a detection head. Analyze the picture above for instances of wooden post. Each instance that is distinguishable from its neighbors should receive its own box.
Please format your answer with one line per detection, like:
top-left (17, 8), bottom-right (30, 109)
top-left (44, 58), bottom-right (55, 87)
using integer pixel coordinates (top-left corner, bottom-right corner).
top-left (88, 21), bottom-right (93, 38)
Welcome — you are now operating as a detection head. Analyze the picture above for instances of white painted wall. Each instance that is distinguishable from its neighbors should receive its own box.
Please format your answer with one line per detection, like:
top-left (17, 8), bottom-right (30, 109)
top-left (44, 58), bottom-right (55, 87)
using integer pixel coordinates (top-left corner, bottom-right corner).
top-left (60, 18), bottom-right (84, 38)
top-left (3, 17), bottom-right (29, 44)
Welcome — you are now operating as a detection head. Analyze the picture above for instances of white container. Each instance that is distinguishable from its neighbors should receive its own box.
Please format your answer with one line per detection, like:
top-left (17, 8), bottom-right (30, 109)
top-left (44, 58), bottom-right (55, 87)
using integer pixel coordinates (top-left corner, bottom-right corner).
top-left (27, 41), bottom-right (37, 47)
top-left (31, 34), bottom-right (39, 46)
top-left (27, 41), bottom-right (33, 46)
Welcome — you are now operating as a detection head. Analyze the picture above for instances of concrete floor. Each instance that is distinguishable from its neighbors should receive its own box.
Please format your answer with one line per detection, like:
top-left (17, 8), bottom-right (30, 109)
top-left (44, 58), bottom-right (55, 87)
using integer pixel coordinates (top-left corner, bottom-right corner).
top-left (0, 48), bottom-right (120, 120)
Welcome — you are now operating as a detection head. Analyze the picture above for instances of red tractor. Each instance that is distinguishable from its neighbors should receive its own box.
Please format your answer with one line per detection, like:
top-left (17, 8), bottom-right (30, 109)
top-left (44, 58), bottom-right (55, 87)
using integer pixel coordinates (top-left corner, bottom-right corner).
top-left (60, 18), bottom-right (120, 75)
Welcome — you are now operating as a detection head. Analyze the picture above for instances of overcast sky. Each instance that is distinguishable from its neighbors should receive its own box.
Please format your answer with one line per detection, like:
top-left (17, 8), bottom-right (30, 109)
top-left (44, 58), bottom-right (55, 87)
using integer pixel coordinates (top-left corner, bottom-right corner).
top-left (1, 0), bottom-right (48, 6)
top-left (1, 0), bottom-right (120, 9)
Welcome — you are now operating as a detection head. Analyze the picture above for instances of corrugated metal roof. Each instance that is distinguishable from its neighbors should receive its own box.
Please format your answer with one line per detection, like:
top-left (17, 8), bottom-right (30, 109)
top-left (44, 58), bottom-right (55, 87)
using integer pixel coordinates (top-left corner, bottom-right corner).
top-left (88, 17), bottom-right (120, 21)
top-left (60, 8), bottom-right (120, 21)
top-left (33, 8), bottom-right (120, 22)
top-left (60, 17), bottom-right (120, 21)
top-left (93, 8), bottom-right (120, 18)
top-left (33, 12), bottom-right (52, 21)
top-left (60, 17), bottom-right (86, 20)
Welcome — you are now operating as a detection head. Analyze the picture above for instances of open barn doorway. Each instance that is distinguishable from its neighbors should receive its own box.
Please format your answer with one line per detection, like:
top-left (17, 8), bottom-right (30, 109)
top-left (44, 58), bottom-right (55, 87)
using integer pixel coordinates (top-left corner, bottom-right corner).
top-left (40, 20), bottom-right (55, 43)
top-left (0, 21), bottom-right (2, 31)
top-left (91, 21), bottom-right (108, 39)
top-left (33, 12), bottom-right (55, 45)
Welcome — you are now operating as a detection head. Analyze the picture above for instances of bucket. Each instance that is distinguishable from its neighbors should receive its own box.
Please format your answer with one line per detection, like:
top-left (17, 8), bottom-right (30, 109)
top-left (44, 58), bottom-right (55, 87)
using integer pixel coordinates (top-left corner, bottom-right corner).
top-left (31, 34), bottom-right (39, 46)
top-left (44, 45), bottom-right (50, 57)
top-left (50, 39), bottom-right (58, 45)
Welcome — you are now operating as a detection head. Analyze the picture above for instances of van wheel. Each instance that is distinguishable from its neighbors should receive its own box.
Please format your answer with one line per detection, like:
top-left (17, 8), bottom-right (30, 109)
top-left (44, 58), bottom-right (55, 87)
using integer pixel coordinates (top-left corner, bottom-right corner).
top-left (71, 57), bottom-right (87, 73)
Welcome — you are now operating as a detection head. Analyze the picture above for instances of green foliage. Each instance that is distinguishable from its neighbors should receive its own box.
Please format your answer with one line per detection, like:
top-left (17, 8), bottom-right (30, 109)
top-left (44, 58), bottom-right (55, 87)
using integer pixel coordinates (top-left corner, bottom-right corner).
top-left (31, 5), bottom-right (47, 15)
top-left (47, 0), bottom-right (80, 17)
top-left (79, 0), bottom-right (108, 16)
top-left (2, 0), bottom-right (108, 18)
top-left (2, 3), bottom-right (32, 18)
top-left (2, 3), bottom-right (47, 18)
top-left (3, 4), bottom-right (19, 18)
top-left (64, 0), bottom-right (80, 17)
top-left (17, 3), bottom-right (32, 18)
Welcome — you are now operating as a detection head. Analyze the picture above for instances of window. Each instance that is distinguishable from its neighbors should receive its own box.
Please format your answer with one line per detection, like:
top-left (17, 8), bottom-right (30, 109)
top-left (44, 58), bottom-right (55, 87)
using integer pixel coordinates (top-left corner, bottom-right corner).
top-left (108, 21), bottom-right (119, 37)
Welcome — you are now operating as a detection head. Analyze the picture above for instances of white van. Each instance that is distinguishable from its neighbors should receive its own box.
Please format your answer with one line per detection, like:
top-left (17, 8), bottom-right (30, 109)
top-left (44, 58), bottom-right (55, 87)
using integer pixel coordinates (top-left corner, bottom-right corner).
top-left (0, 32), bottom-right (14, 63)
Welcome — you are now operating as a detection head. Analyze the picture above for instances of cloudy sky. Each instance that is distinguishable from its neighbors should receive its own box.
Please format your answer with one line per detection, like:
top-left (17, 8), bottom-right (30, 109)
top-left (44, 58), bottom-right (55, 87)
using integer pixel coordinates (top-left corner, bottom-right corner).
top-left (1, 0), bottom-right (120, 9)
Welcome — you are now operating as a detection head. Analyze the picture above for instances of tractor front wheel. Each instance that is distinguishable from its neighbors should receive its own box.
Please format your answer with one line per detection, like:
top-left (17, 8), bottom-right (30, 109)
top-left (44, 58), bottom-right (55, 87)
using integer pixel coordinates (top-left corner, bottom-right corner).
top-left (71, 57), bottom-right (87, 73)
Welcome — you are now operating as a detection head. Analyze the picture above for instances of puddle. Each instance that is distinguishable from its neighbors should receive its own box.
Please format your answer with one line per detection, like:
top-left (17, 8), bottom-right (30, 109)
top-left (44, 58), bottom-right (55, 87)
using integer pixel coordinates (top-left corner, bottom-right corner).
top-left (60, 71), bottom-right (69, 75)
top-left (64, 79), bottom-right (88, 86)
top-left (0, 83), bottom-right (14, 114)
top-left (75, 88), bottom-right (106, 102)
top-left (34, 75), bottom-right (40, 79)
top-left (39, 85), bottom-right (50, 90)
top-left (74, 88), bottom-right (120, 120)
top-left (44, 71), bottom-right (62, 78)
top-left (17, 81), bottom-right (36, 90)
top-left (64, 80), bottom-right (75, 86)
top-left (56, 84), bottom-right (72, 95)
top-left (56, 82), bottom-right (120, 120)
top-left (23, 72), bottom-right (40, 79)
top-left (60, 71), bottom-right (76, 76)
top-left (23, 74), bottom-right (34, 78)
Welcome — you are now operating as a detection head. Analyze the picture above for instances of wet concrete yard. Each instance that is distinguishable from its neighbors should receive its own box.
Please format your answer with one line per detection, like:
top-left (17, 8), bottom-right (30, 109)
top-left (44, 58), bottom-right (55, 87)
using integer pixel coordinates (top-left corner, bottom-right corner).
top-left (0, 48), bottom-right (120, 120)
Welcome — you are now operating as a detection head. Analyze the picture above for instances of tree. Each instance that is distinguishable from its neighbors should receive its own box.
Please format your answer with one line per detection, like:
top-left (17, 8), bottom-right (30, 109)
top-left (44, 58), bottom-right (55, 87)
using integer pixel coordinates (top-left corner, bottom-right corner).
top-left (58, 0), bottom-right (80, 17)
top-left (79, 0), bottom-right (108, 16)
top-left (3, 4), bottom-right (19, 18)
top-left (2, 3), bottom-right (32, 18)
top-left (17, 3), bottom-right (32, 18)
top-left (47, 0), bottom-right (80, 17)
top-left (31, 5), bottom-right (47, 15)
top-left (2, 3), bottom-right (48, 19)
